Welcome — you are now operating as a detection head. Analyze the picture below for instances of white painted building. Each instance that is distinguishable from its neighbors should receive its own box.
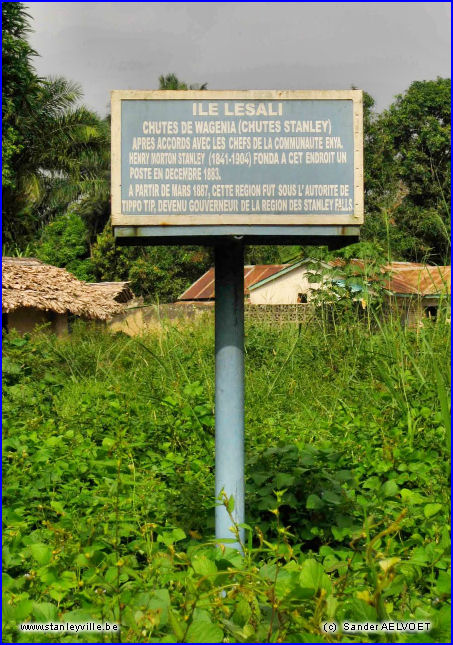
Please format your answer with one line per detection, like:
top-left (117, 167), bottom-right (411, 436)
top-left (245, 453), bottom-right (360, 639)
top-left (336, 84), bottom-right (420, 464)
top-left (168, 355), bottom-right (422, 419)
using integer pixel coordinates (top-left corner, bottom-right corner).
top-left (248, 259), bottom-right (326, 304)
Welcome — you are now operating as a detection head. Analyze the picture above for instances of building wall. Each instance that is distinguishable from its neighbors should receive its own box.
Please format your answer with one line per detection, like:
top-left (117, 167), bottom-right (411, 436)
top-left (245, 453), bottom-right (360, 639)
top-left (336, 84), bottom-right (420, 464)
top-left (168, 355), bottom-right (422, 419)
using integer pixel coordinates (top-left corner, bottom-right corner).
top-left (108, 307), bottom-right (145, 336)
top-left (249, 267), bottom-right (321, 304)
top-left (54, 313), bottom-right (69, 335)
top-left (108, 303), bottom-right (213, 336)
top-left (7, 308), bottom-right (68, 335)
top-left (387, 296), bottom-right (446, 327)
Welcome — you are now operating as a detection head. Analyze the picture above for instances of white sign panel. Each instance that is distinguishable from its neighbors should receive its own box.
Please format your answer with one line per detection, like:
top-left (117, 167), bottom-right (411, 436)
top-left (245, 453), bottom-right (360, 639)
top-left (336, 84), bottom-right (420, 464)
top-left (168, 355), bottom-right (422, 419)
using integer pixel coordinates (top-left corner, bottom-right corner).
top-left (111, 90), bottom-right (363, 233)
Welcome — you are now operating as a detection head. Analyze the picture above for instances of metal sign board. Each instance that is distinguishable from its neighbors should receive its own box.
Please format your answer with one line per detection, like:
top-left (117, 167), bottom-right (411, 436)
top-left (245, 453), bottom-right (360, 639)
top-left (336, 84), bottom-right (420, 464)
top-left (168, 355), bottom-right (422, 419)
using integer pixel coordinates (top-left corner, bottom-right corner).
top-left (111, 90), bottom-right (363, 243)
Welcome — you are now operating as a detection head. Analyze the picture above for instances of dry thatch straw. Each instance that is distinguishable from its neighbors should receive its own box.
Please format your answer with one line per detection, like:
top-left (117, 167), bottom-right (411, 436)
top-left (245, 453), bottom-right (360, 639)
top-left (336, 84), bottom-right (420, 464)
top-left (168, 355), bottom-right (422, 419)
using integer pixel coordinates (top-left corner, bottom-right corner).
top-left (90, 282), bottom-right (134, 303)
top-left (2, 257), bottom-right (125, 320)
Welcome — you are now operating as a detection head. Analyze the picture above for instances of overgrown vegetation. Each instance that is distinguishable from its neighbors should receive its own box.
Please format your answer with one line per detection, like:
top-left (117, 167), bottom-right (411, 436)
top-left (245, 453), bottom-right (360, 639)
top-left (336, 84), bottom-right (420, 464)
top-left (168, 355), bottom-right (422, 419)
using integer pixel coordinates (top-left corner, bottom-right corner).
top-left (2, 311), bottom-right (450, 642)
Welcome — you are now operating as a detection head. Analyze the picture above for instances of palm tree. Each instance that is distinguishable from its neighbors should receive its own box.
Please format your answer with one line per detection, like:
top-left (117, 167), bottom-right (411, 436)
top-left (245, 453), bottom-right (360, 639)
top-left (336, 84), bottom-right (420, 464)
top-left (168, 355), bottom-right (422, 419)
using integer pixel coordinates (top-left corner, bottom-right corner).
top-left (2, 4), bottom-right (110, 248)
top-left (159, 73), bottom-right (207, 91)
top-left (2, 75), bottom-right (109, 248)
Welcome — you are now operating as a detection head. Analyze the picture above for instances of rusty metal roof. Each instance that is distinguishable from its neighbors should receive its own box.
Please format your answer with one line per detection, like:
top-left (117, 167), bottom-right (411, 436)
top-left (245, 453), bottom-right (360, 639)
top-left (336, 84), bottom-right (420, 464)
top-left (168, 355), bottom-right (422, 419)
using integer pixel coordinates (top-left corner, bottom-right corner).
top-left (329, 259), bottom-right (425, 270)
top-left (178, 265), bottom-right (289, 300)
top-left (178, 261), bottom-right (451, 301)
top-left (328, 260), bottom-right (450, 295)
top-left (387, 265), bottom-right (451, 296)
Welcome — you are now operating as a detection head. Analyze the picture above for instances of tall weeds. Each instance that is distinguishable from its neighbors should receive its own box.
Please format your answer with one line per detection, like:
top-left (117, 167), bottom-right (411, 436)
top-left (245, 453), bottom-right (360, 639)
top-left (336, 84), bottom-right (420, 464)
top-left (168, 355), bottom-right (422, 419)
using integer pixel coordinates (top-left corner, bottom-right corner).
top-left (2, 310), bottom-right (450, 642)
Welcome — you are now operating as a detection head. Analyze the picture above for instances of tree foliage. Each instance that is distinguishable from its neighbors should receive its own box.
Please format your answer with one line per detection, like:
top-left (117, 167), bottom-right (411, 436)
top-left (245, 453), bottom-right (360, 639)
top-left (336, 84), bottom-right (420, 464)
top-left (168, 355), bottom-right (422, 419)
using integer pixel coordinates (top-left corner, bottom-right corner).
top-left (362, 78), bottom-right (451, 263)
top-left (91, 227), bottom-right (213, 302)
top-left (2, 3), bottom-right (109, 249)
top-left (2, 2), bottom-right (40, 190)
top-left (34, 211), bottom-right (95, 281)
top-left (158, 72), bottom-right (207, 91)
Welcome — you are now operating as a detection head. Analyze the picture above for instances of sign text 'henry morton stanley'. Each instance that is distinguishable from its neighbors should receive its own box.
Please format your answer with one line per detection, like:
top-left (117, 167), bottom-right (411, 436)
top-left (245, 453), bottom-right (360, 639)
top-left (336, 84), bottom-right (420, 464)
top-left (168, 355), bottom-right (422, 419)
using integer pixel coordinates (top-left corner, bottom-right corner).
top-left (111, 90), bottom-right (364, 227)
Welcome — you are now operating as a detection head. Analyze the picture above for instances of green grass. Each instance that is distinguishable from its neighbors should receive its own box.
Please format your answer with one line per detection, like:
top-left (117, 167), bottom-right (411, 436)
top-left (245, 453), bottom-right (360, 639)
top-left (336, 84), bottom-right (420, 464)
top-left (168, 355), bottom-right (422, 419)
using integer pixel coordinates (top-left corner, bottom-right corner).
top-left (2, 309), bottom-right (451, 643)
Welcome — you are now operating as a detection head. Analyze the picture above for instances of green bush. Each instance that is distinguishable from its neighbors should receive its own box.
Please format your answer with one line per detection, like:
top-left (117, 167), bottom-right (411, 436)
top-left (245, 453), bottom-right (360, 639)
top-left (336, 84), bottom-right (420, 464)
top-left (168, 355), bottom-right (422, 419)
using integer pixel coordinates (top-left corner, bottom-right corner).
top-left (35, 212), bottom-right (95, 281)
top-left (2, 313), bottom-right (450, 642)
top-left (90, 225), bottom-right (213, 302)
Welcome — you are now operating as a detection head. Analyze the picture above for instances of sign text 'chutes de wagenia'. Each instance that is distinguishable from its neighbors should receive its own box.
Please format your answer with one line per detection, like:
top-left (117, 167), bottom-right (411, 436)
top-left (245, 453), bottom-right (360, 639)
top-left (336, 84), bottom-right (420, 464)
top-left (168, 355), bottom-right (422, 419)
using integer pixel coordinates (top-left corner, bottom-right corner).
top-left (111, 90), bottom-right (363, 232)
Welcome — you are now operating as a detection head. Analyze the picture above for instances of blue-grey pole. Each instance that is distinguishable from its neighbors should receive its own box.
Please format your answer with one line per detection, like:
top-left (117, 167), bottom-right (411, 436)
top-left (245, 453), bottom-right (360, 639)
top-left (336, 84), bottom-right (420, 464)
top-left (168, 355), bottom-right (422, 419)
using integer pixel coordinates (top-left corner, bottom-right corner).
top-left (215, 240), bottom-right (245, 550)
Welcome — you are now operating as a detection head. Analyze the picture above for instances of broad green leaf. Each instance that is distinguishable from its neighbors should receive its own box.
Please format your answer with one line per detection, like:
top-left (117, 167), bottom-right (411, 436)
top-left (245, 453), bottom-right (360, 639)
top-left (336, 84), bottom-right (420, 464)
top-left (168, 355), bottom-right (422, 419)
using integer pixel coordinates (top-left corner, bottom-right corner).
top-left (340, 598), bottom-right (377, 621)
top-left (380, 479), bottom-right (399, 498)
top-left (192, 608), bottom-right (211, 623)
top-left (14, 599), bottom-right (33, 622)
top-left (424, 503), bottom-right (442, 518)
top-left (32, 602), bottom-right (58, 622)
top-left (251, 473), bottom-right (268, 485)
top-left (326, 595), bottom-right (338, 620)
top-left (408, 547), bottom-right (429, 566)
top-left (102, 437), bottom-right (115, 450)
top-left (45, 436), bottom-right (61, 447)
top-left (275, 472), bottom-right (295, 488)
top-left (30, 543), bottom-right (52, 566)
top-left (434, 570), bottom-right (451, 595)
top-left (158, 533), bottom-right (174, 546)
top-left (75, 553), bottom-right (90, 567)
top-left (147, 589), bottom-right (171, 627)
top-left (299, 559), bottom-right (331, 594)
top-left (2, 573), bottom-right (15, 589)
top-left (226, 495), bottom-right (235, 513)
top-left (168, 609), bottom-right (185, 641)
top-left (104, 567), bottom-right (118, 584)
top-left (331, 525), bottom-right (351, 540)
top-left (400, 488), bottom-right (425, 505)
top-left (232, 597), bottom-right (252, 627)
top-left (37, 568), bottom-right (58, 584)
top-left (306, 494), bottom-right (323, 510)
top-left (49, 588), bottom-right (66, 603)
top-left (378, 557), bottom-right (401, 573)
top-left (191, 554), bottom-right (217, 577)
top-left (50, 500), bottom-right (65, 515)
top-left (323, 490), bottom-right (342, 505)
top-left (259, 563), bottom-right (277, 580)
top-left (2, 358), bottom-right (22, 375)
top-left (238, 522), bottom-right (253, 531)
top-left (172, 528), bottom-right (186, 542)
top-left (186, 619), bottom-right (223, 643)
top-left (336, 469), bottom-right (354, 481)
top-left (275, 570), bottom-right (300, 600)
top-left (63, 609), bottom-right (95, 622)
top-left (60, 571), bottom-right (78, 587)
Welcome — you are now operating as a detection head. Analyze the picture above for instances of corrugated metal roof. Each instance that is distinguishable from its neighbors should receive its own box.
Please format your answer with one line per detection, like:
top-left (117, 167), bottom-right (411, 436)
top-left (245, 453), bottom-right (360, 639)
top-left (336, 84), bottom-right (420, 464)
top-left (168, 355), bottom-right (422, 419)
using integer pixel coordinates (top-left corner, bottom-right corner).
top-left (178, 261), bottom-right (451, 301)
top-left (328, 259), bottom-right (425, 270)
top-left (307, 259), bottom-right (450, 296)
top-left (244, 265), bottom-right (288, 293)
top-left (387, 265), bottom-right (451, 296)
top-left (178, 265), bottom-right (288, 300)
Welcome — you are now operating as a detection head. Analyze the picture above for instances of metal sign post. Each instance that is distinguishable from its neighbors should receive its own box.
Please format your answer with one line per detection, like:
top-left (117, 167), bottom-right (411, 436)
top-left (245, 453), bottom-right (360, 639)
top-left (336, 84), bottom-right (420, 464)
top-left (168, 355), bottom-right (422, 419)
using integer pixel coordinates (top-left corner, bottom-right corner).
top-left (110, 89), bottom-right (364, 552)
top-left (214, 241), bottom-right (245, 549)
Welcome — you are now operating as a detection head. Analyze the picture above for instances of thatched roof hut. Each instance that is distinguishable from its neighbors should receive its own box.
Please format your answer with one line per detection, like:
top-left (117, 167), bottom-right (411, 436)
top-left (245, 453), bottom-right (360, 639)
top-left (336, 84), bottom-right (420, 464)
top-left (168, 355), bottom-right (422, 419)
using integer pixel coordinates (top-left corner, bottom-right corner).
top-left (2, 257), bottom-right (124, 322)
top-left (89, 281), bottom-right (135, 304)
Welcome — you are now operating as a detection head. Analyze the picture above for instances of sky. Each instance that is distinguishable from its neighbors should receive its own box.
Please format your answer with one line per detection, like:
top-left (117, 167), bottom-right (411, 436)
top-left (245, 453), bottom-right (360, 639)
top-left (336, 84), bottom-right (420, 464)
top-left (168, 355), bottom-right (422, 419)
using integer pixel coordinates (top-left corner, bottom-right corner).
top-left (27, 2), bottom-right (451, 117)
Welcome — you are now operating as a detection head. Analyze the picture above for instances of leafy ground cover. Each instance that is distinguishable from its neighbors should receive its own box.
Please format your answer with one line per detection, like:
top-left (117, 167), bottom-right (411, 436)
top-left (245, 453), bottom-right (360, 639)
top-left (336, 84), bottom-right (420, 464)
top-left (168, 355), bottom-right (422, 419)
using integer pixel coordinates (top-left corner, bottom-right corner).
top-left (2, 309), bottom-right (450, 642)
